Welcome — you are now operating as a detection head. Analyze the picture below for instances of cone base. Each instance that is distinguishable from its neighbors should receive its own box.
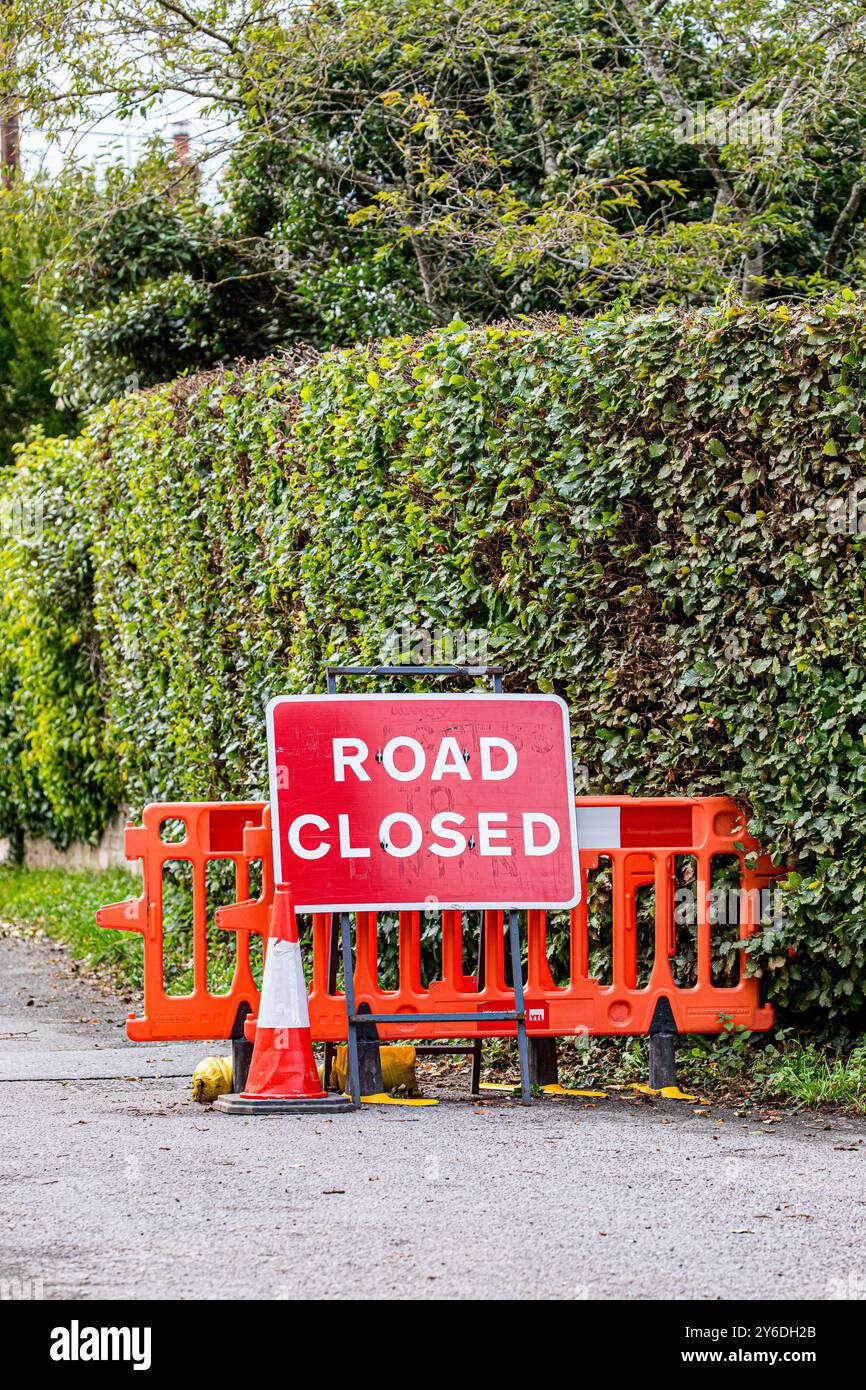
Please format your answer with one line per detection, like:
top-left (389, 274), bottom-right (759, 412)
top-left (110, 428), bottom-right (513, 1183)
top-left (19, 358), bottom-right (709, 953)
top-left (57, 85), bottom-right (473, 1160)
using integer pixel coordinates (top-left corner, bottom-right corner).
top-left (212, 1092), bottom-right (357, 1115)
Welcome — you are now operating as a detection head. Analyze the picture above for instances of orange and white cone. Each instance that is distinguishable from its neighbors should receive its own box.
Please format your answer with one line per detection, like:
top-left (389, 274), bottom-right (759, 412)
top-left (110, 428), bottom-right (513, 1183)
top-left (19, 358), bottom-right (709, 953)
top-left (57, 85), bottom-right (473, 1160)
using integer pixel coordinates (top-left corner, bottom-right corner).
top-left (214, 883), bottom-right (355, 1114)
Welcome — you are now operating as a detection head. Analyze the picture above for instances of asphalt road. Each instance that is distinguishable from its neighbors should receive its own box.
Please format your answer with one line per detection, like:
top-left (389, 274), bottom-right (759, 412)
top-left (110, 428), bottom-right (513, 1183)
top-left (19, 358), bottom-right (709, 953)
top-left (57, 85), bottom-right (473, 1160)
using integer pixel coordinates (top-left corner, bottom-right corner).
top-left (1, 930), bottom-right (864, 1301)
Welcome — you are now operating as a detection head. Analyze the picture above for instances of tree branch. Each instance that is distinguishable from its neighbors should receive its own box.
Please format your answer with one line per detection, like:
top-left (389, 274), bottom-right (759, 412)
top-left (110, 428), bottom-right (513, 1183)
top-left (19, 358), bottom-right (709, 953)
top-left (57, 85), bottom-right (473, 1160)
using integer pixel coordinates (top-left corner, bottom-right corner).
top-left (152, 0), bottom-right (240, 51)
top-left (619, 0), bottom-right (739, 208)
top-left (824, 171), bottom-right (866, 276)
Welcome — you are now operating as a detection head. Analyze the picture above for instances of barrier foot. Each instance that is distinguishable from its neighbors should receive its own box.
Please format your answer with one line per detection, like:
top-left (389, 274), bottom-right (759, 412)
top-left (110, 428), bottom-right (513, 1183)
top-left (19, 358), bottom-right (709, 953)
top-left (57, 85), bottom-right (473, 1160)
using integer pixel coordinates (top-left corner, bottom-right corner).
top-left (648, 996), bottom-right (678, 1090)
top-left (213, 1093), bottom-right (357, 1115)
top-left (529, 1037), bottom-right (558, 1087)
top-left (356, 1001), bottom-right (384, 1098)
top-left (230, 1001), bottom-right (254, 1094)
top-left (469, 1037), bottom-right (483, 1094)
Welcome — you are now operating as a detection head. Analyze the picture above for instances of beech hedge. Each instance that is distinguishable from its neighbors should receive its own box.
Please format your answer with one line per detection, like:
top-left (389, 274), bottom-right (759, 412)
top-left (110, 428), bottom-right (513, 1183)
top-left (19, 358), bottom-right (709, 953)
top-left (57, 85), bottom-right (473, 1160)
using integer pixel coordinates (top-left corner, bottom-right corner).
top-left (3, 299), bottom-right (866, 1027)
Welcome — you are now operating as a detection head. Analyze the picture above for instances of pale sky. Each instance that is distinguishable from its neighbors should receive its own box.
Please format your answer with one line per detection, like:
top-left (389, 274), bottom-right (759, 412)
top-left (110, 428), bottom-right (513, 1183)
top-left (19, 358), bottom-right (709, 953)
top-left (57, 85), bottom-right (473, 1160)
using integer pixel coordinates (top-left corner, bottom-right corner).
top-left (20, 92), bottom-right (233, 198)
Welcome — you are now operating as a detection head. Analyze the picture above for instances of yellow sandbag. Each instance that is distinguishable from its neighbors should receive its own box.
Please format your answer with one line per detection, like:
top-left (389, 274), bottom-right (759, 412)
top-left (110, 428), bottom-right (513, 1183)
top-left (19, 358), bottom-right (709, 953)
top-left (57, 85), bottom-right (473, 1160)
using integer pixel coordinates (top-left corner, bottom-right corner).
top-left (192, 1055), bottom-right (232, 1103)
top-left (321, 1044), bottom-right (421, 1097)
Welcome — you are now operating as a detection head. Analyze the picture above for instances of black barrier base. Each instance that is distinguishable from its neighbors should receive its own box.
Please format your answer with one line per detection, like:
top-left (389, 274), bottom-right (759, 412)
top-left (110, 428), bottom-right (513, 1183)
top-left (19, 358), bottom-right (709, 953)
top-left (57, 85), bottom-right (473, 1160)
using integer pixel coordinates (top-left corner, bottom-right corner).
top-left (648, 994), bottom-right (678, 1090)
top-left (212, 1092), bottom-right (357, 1114)
top-left (529, 1036), bottom-right (558, 1086)
top-left (355, 1000), bottom-right (385, 1096)
top-left (229, 1001), bottom-right (254, 1094)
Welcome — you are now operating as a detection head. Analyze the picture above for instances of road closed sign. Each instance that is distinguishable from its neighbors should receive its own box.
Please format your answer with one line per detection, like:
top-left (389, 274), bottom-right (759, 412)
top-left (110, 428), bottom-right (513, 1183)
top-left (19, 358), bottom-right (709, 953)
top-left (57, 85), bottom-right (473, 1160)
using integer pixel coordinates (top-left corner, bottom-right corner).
top-left (266, 693), bottom-right (580, 911)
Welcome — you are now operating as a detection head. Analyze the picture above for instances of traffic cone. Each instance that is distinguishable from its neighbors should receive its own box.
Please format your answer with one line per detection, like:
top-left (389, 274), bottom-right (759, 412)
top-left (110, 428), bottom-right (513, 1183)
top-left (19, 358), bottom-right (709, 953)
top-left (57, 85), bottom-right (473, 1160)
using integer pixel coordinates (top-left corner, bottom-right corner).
top-left (213, 883), bottom-right (355, 1114)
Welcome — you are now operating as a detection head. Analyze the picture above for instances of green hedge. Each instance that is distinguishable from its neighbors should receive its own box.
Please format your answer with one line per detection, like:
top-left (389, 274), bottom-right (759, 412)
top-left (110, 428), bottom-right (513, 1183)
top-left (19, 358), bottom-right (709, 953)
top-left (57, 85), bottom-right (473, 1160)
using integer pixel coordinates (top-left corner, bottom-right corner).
top-left (3, 300), bottom-right (866, 1028)
top-left (0, 433), bottom-right (119, 845)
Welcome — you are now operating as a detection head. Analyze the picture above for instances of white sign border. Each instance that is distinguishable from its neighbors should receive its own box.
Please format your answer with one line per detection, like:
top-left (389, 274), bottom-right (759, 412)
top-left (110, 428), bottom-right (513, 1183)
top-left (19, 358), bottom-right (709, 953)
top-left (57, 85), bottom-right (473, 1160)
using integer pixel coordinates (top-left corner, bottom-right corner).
top-left (266, 691), bottom-right (581, 913)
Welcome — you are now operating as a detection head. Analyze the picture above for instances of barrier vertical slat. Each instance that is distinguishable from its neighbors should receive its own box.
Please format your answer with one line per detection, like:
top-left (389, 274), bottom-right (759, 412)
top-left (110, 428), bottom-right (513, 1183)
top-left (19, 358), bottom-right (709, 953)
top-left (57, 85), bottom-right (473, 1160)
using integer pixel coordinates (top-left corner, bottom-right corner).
top-left (233, 924), bottom-right (257, 998)
top-left (355, 911), bottom-right (378, 998)
top-left (193, 855), bottom-right (208, 997)
top-left (623, 858), bottom-right (641, 990)
top-left (312, 913), bottom-right (331, 996)
top-left (527, 910), bottom-right (556, 993)
top-left (483, 910), bottom-right (506, 993)
top-left (398, 911), bottom-right (422, 994)
top-left (235, 857), bottom-right (248, 904)
top-left (696, 854), bottom-right (712, 986)
top-left (570, 892), bottom-right (589, 983)
top-left (667, 858), bottom-right (677, 958)
top-left (651, 853), bottom-right (676, 992)
top-left (441, 910), bottom-right (462, 988)
top-left (154, 857), bottom-right (167, 1013)
top-left (612, 855), bottom-right (630, 990)
top-left (739, 871), bottom-right (762, 982)
top-left (232, 857), bottom-right (250, 995)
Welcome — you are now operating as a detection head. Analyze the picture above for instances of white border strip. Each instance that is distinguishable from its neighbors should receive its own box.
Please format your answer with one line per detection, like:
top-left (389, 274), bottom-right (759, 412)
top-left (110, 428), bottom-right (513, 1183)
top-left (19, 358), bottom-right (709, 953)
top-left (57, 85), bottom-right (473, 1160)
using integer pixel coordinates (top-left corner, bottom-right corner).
top-left (575, 806), bottom-right (621, 850)
top-left (266, 692), bottom-right (581, 912)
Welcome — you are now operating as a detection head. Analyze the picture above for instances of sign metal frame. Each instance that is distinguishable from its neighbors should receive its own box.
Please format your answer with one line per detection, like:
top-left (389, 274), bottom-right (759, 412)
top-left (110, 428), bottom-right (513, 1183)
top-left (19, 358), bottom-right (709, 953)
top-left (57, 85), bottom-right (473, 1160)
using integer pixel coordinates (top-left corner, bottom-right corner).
top-left (296, 664), bottom-right (542, 1106)
top-left (266, 687), bottom-right (581, 913)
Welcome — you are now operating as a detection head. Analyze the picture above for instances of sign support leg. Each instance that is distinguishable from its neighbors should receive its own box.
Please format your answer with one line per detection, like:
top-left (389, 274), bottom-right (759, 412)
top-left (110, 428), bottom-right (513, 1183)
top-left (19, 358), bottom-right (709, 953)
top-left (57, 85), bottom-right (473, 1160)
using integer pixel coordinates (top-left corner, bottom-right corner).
top-left (341, 911), bottom-right (362, 1104)
top-left (470, 912), bottom-right (486, 1094)
top-left (508, 909), bottom-right (531, 1102)
top-left (469, 1038), bottom-right (483, 1094)
top-left (322, 913), bottom-right (338, 1091)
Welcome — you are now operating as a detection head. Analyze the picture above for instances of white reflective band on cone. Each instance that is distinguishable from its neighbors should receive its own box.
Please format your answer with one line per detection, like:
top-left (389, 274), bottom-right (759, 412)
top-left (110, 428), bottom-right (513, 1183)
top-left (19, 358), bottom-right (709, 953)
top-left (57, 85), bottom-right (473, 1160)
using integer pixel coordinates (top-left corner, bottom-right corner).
top-left (257, 940), bottom-right (311, 1029)
top-left (575, 807), bottom-right (621, 850)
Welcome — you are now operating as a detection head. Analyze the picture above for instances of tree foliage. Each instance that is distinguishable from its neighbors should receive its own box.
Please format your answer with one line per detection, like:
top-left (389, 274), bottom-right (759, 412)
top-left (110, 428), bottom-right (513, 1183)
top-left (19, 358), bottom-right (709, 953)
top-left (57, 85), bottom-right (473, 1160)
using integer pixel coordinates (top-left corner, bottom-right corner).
top-left (30, 151), bottom-right (306, 414)
top-left (4, 0), bottom-right (866, 347)
top-left (0, 433), bottom-right (119, 844)
top-left (0, 182), bottom-right (73, 467)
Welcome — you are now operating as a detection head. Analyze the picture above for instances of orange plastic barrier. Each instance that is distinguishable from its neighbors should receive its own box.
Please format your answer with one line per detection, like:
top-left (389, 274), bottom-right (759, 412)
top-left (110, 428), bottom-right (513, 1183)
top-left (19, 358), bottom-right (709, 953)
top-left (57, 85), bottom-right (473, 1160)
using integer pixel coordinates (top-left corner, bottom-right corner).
top-left (525, 796), bottom-right (778, 1038)
top-left (96, 802), bottom-right (267, 1041)
top-left (100, 795), bottom-right (780, 1042)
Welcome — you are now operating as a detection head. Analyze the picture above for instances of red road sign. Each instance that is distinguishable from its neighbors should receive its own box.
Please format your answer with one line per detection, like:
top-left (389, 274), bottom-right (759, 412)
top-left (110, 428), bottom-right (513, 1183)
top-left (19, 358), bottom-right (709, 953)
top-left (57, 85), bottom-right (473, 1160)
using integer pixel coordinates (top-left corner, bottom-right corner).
top-left (266, 694), bottom-right (581, 911)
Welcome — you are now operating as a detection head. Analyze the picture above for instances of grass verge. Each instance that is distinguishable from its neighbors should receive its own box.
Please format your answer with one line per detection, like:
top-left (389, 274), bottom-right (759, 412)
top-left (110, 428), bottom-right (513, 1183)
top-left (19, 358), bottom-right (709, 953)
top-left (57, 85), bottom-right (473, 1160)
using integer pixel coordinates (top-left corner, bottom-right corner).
top-left (0, 864), bottom-right (143, 988)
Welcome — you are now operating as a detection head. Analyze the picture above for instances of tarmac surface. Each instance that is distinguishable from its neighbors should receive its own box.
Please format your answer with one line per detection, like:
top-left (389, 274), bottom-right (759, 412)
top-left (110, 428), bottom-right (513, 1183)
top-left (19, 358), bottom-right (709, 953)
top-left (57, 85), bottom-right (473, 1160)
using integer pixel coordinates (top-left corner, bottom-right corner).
top-left (1, 930), bottom-right (864, 1300)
